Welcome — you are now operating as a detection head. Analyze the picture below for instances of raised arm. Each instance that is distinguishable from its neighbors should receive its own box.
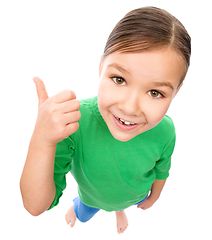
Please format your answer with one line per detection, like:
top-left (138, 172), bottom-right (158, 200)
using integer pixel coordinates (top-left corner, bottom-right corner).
top-left (20, 77), bottom-right (81, 216)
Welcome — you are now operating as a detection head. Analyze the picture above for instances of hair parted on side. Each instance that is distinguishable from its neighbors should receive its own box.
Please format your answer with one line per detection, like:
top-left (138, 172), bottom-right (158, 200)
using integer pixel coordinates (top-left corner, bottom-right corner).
top-left (103, 6), bottom-right (191, 80)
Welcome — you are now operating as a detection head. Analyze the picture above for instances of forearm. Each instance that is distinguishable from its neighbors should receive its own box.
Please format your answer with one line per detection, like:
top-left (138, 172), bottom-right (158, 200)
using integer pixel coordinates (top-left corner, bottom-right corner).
top-left (20, 133), bottom-right (56, 216)
top-left (149, 179), bottom-right (166, 202)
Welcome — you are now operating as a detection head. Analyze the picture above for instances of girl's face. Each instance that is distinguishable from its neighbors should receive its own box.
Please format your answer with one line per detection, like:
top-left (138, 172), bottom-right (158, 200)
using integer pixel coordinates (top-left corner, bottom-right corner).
top-left (97, 48), bottom-right (185, 142)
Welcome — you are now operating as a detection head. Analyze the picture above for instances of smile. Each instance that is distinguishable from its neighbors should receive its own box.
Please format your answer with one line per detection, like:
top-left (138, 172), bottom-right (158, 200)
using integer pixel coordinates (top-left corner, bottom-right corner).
top-left (114, 116), bottom-right (137, 126)
top-left (112, 114), bottom-right (140, 131)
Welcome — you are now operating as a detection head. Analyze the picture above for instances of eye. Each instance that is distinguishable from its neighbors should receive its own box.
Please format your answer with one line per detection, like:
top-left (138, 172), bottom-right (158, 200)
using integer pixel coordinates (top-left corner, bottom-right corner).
top-left (147, 90), bottom-right (164, 99)
top-left (112, 76), bottom-right (126, 85)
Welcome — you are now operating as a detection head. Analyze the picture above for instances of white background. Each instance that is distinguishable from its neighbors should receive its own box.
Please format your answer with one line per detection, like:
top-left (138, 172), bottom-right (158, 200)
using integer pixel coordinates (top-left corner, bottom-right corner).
top-left (1, 0), bottom-right (211, 239)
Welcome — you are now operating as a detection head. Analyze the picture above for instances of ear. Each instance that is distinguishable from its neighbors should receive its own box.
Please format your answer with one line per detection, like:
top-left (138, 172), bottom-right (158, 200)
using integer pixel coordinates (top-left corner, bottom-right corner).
top-left (99, 55), bottom-right (103, 77)
top-left (174, 82), bottom-right (183, 98)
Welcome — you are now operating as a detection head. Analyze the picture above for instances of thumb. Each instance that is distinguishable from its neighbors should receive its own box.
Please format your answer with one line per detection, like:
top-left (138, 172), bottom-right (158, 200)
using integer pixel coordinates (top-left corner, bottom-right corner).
top-left (33, 77), bottom-right (49, 106)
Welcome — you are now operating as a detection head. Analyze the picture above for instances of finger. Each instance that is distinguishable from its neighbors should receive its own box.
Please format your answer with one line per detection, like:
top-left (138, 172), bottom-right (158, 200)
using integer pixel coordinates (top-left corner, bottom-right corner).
top-left (137, 206), bottom-right (144, 210)
top-left (137, 203), bottom-right (144, 209)
top-left (64, 122), bottom-right (80, 137)
top-left (59, 99), bottom-right (80, 113)
top-left (63, 111), bottom-right (81, 125)
top-left (52, 89), bottom-right (77, 104)
top-left (33, 77), bottom-right (49, 106)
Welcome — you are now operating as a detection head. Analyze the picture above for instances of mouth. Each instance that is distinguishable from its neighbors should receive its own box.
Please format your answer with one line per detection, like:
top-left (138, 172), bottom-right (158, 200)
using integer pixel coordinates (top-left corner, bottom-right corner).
top-left (111, 113), bottom-right (141, 131)
top-left (114, 116), bottom-right (137, 126)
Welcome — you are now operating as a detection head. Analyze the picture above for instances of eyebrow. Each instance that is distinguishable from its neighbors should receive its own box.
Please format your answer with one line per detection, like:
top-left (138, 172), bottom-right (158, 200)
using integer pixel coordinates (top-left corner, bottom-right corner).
top-left (107, 63), bottom-right (174, 90)
top-left (153, 82), bottom-right (174, 91)
top-left (107, 63), bottom-right (131, 75)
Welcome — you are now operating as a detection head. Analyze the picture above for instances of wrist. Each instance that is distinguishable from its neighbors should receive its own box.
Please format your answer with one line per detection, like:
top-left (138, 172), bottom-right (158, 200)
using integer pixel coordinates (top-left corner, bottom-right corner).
top-left (30, 132), bottom-right (57, 152)
top-left (148, 194), bottom-right (159, 204)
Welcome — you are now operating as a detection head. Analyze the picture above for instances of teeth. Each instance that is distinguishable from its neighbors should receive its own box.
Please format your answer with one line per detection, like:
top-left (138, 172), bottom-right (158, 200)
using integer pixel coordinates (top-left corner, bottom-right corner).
top-left (115, 116), bottom-right (136, 126)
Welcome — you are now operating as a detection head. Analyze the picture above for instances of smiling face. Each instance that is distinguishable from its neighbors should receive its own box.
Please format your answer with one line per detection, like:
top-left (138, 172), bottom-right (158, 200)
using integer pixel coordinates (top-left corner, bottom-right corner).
top-left (97, 48), bottom-right (185, 142)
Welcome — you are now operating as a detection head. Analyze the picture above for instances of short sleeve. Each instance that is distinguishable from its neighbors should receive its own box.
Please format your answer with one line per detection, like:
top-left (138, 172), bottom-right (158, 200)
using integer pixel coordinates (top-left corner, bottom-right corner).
top-left (48, 136), bottom-right (75, 210)
top-left (154, 131), bottom-right (176, 180)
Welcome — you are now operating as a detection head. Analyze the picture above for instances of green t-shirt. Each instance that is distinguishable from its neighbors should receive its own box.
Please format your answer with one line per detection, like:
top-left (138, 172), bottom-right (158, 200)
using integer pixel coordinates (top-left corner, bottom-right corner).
top-left (49, 96), bottom-right (176, 212)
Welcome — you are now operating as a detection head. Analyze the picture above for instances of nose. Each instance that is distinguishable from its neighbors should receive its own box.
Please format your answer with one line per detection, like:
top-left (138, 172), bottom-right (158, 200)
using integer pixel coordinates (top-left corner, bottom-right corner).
top-left (118, 91), bottom-right (142, 117)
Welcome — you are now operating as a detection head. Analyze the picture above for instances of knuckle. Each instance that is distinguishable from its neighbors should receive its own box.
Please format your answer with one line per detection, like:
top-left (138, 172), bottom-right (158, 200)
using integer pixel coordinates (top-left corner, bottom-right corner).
top-left (69, 99), bottom-right (80, 112)
top-left (63, 122), bottom-right (79, 139)
top-left (71, 111), bottom-right (81, 122)
top-left (73, 122), bottom-right (80, 131)
top-left (76, 110), bottom-right (81, 120)
top-left (74, 100), bottom-right (80, 110)
top-left (70, 122), bottom-right (80, 134)
top-left (64, 89), bottom-right (76, 100)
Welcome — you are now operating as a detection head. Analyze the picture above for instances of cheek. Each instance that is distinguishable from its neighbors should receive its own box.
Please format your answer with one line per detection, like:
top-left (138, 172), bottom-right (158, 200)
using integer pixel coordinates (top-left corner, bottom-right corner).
top-left (144, 100), bottom-right (171, 125)
top-left (97, 80), bottom-right (117, 109)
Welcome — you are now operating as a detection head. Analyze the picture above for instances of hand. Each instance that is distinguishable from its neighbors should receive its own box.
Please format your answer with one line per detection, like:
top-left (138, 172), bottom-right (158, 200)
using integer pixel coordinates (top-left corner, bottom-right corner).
top-left (33, 77), bottom-right (81, 146)
top-left (137, 197), bottom-right (155, 210)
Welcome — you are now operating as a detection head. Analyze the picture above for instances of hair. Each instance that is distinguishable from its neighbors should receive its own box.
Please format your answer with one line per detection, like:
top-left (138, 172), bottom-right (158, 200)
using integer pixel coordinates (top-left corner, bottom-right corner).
top-left (103, 6), bottom-right (191, 83)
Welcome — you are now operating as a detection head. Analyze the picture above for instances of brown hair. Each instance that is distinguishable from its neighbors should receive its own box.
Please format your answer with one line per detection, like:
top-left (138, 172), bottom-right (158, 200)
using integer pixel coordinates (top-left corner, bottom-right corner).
top-left (103, 6), bottom-right (191, 82)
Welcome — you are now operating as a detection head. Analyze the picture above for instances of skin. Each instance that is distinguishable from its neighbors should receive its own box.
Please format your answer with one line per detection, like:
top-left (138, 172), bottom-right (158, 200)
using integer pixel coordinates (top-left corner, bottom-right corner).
top-left (98, 48), bottom-right (184, 142)
top-left (20, 47), bottom-right (185, 234)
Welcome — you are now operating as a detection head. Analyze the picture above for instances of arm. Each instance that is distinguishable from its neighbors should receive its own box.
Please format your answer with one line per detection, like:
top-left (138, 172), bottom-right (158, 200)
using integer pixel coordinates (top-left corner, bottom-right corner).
top-left (20, 77), bottom-right (80, 216)
top-left (20, 134), bottom-right (56, 216)
top-left (137, 179), bottom-right (166, 210)
top-left (138, 121), bottom-right (175, 211)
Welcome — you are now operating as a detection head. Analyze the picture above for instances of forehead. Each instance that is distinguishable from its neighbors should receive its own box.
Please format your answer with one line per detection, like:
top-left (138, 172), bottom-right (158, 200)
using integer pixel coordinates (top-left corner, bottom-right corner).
top-left (102, 48), bottom-right (185, 87)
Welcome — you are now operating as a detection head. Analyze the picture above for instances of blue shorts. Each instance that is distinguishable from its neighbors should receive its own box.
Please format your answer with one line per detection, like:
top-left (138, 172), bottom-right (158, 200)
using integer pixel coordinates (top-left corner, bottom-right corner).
top-left (73, 195), bottom-right (148, 223)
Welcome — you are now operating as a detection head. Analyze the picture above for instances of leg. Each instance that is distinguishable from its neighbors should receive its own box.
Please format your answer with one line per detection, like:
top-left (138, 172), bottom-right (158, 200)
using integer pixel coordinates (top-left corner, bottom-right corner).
top-left (65, 197), bottom-right (100, 227)
top-left (115, 210), bottom-right (128, 234)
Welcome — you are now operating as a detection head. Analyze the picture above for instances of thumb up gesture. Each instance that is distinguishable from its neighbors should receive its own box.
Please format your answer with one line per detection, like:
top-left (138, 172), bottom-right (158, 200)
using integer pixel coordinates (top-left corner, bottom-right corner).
top-left (33, 77), bottom-right (81, 146)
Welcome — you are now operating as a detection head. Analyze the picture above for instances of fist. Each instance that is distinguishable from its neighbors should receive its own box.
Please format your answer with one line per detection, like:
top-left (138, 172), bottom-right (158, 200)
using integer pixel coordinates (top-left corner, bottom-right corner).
top-left (137, 197), bottom-right (154, 210)
top-left (33, 77), bottom-right (81, 146)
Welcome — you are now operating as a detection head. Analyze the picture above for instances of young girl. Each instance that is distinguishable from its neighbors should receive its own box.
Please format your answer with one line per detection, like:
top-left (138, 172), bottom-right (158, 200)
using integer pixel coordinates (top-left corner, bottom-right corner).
top-left (20, 6), bottom-right (191, 234)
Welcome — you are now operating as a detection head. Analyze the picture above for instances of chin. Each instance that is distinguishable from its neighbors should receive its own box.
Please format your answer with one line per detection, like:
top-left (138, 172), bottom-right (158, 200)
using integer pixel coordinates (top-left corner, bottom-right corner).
top-left (111, 132), bottom-right (136, 142)
top-left (109, 125), bottom-right (154, 142)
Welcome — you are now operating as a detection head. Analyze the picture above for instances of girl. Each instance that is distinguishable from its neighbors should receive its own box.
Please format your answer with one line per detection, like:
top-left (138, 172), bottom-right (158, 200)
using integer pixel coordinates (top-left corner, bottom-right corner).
top-left (20, 6), bottom-right (191, 234)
